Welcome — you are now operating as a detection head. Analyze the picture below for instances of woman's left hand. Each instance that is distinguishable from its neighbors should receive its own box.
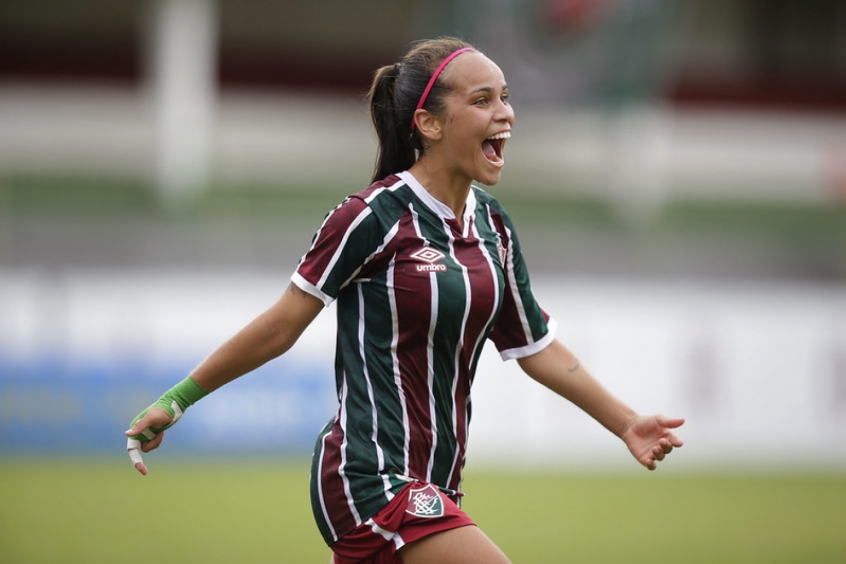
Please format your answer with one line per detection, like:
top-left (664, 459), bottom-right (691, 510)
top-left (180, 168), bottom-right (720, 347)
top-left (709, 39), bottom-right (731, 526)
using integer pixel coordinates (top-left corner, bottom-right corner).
top-left (621, 415), bottom-right (685, 470)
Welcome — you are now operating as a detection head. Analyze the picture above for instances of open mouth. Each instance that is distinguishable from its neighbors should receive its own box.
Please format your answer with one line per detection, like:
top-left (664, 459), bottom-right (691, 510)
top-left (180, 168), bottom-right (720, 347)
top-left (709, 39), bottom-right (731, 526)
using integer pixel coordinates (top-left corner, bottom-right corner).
top-left (482, 131), bottom-right (510, 166)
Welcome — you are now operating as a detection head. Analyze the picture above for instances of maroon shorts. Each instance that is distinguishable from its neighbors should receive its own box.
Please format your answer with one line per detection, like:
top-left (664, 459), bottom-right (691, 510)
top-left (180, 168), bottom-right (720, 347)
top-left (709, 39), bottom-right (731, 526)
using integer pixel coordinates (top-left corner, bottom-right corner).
top-left (330, 482), bottom-right (475, 564)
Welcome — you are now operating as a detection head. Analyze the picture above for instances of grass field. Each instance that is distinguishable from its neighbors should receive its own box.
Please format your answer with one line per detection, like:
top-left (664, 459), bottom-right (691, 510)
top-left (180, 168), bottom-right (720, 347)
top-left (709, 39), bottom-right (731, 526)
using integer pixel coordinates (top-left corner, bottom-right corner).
top-left (2, 176), bottom-right (845, 563)
top-left (2, 457), bottom-right (844, 563)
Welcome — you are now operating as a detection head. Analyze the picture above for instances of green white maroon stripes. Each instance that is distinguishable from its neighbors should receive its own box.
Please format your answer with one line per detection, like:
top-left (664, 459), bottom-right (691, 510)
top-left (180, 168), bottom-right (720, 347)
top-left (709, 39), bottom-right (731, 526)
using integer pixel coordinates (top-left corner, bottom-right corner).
top-left (293, 170), bottom-right (555, 545)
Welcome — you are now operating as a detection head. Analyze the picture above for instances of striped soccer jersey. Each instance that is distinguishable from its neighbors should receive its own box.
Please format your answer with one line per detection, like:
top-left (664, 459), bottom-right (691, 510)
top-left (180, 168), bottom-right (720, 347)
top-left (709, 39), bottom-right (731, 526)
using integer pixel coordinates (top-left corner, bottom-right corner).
top-left (292, 171), bottom-right (556, 546)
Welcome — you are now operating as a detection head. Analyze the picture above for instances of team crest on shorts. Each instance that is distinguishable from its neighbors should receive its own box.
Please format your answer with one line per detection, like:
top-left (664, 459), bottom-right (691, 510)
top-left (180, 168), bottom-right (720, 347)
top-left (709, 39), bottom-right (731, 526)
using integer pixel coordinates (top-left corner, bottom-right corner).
top-left (405, 484), bottom-right (444, 518)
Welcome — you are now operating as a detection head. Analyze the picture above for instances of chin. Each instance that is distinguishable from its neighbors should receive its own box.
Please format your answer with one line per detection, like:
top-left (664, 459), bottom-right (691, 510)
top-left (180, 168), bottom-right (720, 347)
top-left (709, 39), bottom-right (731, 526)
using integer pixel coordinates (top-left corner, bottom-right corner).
top-left (474, 170), bottom-right (504, 187)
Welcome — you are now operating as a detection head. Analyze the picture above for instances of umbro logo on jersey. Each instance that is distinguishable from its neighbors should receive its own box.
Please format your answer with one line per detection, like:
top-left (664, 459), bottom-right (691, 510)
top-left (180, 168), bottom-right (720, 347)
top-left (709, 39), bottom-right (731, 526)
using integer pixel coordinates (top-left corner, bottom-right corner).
top-left (411, 247), bottom-right (447, 272)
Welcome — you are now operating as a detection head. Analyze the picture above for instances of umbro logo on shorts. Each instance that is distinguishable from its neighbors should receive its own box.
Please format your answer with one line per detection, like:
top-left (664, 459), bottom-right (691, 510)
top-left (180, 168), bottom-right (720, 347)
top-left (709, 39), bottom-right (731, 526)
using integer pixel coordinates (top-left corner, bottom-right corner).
top-left (405, 484), bottom-right (445, 518)
top-left (411, 247), bottom-right (447, 272)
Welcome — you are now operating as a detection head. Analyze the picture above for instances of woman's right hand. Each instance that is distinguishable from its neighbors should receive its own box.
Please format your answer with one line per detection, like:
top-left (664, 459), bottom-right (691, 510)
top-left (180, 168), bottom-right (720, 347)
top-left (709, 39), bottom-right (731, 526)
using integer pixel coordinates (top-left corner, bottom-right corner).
top-left (125, 407), bottom-right (174, 475)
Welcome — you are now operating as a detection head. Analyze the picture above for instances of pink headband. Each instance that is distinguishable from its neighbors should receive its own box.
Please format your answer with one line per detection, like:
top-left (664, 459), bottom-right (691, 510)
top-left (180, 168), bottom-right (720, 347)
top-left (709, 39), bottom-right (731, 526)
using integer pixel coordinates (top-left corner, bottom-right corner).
top-left (411, 47), bottom-right (476, 133)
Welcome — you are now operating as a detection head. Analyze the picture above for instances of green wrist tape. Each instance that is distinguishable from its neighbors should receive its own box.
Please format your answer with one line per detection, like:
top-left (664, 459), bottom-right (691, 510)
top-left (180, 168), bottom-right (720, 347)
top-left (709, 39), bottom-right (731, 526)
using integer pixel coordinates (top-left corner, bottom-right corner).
top-left (157, 376), bottom-right (209, 413)
top-left (129, 377), bottom-right (209, 441)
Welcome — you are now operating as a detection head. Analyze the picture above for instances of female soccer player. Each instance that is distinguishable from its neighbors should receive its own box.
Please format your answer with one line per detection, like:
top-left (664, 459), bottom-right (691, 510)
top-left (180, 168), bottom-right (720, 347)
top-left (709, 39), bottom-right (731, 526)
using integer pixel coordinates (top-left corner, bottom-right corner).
top-left (126, 37), bottom-right (684, 564)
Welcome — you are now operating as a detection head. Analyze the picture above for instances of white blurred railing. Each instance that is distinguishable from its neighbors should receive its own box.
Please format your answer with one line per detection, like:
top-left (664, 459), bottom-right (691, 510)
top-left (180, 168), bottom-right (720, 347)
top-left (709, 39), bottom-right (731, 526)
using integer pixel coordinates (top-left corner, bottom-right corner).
top-left (1, 85), bottom-right (844, 214)
top-left (1, 268), bottom-right (844, 469)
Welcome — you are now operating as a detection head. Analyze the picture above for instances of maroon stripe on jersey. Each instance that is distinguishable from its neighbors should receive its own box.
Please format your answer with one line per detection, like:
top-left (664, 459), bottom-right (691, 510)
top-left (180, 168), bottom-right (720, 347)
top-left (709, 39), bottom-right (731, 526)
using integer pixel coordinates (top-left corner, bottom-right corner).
top-left (317, 418), bottom-right (358, 541)
top-left (484, 209), bottom-right (534, 351)
top-left (458, 237), bottom-right (499, 364)
top-left (391, 211), bottom-right (436, 479)
top-left (446, 226), bottom-right (499, 490)
top-left (296, 178), bottom-right (397, 292)
top-left (296, 197), bottom-right (367, 290)
top-left (446, 377), bottom-right (468, 493)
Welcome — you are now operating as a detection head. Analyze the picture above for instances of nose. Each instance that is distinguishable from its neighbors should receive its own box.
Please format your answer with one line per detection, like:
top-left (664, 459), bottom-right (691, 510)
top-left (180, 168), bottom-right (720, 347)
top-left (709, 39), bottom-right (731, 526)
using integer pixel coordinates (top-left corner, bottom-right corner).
top-left (496, 98), bottom-right (515, 125)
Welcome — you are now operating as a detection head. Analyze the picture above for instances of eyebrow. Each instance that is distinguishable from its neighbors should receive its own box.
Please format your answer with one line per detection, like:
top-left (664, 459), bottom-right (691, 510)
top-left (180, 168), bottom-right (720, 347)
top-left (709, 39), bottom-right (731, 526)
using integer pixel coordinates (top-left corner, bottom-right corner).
top-left (469, 84), bottom-right (508, 95)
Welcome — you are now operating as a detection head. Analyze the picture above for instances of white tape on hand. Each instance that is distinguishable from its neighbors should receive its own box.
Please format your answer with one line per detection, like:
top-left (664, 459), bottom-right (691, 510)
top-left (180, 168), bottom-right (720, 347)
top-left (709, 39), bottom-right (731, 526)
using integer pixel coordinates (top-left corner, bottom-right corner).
top-left (127, 438), bottom-right (145, 467)
top-left (170, 401), bottom-right (184, 424)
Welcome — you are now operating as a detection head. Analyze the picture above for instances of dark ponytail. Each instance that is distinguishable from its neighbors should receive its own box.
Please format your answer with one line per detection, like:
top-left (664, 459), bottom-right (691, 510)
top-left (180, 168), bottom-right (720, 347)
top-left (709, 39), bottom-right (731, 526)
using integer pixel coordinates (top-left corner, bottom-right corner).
top-left (367, 62), bottom-right (416, 183)
top-left (367, 37), bottom-right (475, 183)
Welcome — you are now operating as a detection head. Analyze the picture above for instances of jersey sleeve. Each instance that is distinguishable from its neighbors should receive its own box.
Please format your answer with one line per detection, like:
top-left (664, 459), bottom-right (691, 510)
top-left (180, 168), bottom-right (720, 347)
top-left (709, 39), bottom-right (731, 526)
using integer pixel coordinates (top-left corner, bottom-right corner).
top-left (485, 200), bottom-right (557, 360)
top-left (292, 195), bottom-right (383, 306)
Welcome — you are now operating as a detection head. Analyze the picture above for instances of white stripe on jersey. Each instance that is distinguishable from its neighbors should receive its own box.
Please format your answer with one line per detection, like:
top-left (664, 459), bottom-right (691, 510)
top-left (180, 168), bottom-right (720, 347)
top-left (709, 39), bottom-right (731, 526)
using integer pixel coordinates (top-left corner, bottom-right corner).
top-left (442, 217), bottom-right (474, 490)
top-left (475, 203), bottom-right (502, 363)
top-left (386, 252), bottom-right (411, 476)
top-left (318, 205), bottom-right (372, 291)
top-left (316, 423), bottom-right (339, 542)
top-left (409, 203), bottom-right (440, 483)
top-left (501, 220), bottom-right (534, 348)
top-left (296, 196), bottom-right (347, 269)
top-left (337, 375), bottom-right (363, 528)
top-left (356, 283), bottom-right (393, 497)
top-left (336, 218), bottom-right (402, 293)
top-left (334, 181), bottom-right (406, 292)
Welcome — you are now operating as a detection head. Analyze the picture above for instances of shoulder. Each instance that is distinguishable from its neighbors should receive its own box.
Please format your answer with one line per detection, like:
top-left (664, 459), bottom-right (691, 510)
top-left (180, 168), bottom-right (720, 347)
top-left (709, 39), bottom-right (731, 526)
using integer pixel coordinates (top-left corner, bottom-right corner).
top-left (345, 174), bottom-right (418, 218)
top-left (344, 174), bottom-right (413, 205)
top-left (471, 185), bottom-right (512, 224)
top-left (471, 185), bottom-right (505, 210)
top-left (324, 175), bottom-right (400, 216)
top-left (320, 174), bottom-right (416, 236)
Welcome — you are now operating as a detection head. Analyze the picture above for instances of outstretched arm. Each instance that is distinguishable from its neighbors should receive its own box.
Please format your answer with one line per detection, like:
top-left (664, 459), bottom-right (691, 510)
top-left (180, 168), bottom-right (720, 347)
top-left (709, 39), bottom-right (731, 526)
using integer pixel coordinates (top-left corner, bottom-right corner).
top-left (517, 340), bottom-right (684, 470)
top-left (181, 283), bottom-right (324, 394)
top-left (125, 283), bottom-right (324, 474)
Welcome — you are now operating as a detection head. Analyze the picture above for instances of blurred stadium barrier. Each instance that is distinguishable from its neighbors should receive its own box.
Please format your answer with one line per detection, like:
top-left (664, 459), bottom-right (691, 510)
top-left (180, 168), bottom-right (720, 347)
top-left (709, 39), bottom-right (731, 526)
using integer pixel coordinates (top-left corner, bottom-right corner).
top-left (2, 269), bottom-right (844, 470)
top-left (2, 85), bottom-right (845, 213)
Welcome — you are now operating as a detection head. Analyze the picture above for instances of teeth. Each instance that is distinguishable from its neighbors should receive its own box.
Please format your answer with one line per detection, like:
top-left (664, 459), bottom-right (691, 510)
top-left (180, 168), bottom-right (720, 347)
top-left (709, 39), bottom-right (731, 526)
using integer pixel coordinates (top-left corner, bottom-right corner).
top-left (486, 132), bottom-right (511, 140)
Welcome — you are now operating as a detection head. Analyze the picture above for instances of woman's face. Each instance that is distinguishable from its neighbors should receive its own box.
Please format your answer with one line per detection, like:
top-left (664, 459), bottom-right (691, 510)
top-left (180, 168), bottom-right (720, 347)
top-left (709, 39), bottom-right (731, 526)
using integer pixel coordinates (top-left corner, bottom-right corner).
top-left (434, 52), bottom-right (515, 186)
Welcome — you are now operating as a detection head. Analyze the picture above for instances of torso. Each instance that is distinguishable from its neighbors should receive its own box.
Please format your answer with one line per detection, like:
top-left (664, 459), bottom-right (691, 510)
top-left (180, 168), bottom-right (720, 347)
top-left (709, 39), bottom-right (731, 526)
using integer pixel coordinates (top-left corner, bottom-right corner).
top-left (294, 171), bottom-right (552, 545)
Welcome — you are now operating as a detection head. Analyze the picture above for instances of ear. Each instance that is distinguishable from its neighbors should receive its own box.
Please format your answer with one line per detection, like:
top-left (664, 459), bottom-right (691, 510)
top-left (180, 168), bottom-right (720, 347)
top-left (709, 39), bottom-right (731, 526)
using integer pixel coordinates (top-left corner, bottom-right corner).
top-left (412, 109), bottom-right (443, 141)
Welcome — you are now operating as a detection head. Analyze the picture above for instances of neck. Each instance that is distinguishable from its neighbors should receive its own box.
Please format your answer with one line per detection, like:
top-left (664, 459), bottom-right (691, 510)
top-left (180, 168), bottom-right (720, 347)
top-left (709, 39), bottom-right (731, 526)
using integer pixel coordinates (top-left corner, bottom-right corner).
top-left (408, 159), bottom-right (472, 221)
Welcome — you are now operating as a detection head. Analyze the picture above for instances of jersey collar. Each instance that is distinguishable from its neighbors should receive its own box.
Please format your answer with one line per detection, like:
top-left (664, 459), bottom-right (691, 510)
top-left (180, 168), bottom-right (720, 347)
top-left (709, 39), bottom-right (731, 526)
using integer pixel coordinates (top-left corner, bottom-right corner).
top-left (398, 170), bottom-right (478, 228)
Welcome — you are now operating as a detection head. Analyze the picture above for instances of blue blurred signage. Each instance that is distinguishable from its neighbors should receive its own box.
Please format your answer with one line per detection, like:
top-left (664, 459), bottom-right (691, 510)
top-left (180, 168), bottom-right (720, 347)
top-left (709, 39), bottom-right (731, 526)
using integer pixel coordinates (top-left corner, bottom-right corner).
top-left (0, 355), bottom-right (337, 455)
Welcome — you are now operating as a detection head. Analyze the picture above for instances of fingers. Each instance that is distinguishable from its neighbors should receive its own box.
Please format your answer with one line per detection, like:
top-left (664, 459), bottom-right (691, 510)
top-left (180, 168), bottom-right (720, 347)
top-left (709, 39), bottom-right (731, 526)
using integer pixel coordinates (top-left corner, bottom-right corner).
top-left (125, 413), bottom-right (157, 439)
top-left (642, 436), bottom-right (678, 471)
top-left (666, 432), bottom-right (684, 448)
top-left (657, 415), bottom-right (685, 448)
top-left (127, 438), bottom-right (148, 476)
top-left (141, 430), bottom-right (165, 452)
top-left (125, 426), bottom-right (156, 441)
top-left (657, 415), bottom-right (685, 430)
top-left (125, 410), bottom-right (169, 475)
top-left (126, 407), bottom-right (174, 438)
top-left (653, 438), bottom-right (673, 460)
